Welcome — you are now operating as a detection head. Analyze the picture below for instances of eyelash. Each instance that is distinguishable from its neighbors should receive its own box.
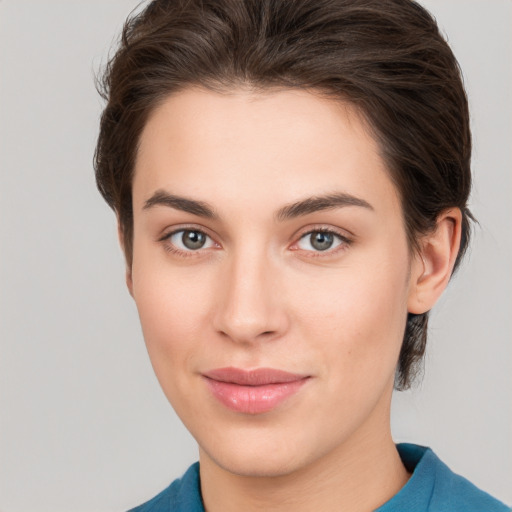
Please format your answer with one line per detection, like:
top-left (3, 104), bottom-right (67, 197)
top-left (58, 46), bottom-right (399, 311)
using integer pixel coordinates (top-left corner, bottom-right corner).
top-left (159, 226), bottom-right (352, 258)
top-left (158, 225), bottom-right (218, 258)
top-left (292, 227), bottom-right (352, 258)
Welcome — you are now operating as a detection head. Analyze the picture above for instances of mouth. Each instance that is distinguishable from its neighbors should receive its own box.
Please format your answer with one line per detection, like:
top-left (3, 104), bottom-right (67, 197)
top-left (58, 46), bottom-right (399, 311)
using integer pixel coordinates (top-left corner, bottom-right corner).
top-left (202, 367), bottom-right (310, 414)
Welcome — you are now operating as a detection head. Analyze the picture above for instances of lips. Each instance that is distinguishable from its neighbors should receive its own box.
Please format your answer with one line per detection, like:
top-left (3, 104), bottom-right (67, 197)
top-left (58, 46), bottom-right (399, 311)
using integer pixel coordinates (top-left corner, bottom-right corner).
top-left (202, 367), bottom-right (310, 414)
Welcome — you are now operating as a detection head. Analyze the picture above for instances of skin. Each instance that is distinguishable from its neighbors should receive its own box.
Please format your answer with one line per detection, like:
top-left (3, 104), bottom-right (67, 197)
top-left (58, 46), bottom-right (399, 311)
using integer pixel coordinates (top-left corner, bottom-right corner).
top-left (125, 87), bottom-right (461, 511)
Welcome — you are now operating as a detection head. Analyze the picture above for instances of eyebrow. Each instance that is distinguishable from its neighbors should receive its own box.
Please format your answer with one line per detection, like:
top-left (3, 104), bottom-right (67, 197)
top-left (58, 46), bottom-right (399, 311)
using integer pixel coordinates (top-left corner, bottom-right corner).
top-left (275, 192), bottom-right (373, 221)
top-left (143, 190), bottom-right (219, 219)
top-left (143, 189), bottom-right (373, 221)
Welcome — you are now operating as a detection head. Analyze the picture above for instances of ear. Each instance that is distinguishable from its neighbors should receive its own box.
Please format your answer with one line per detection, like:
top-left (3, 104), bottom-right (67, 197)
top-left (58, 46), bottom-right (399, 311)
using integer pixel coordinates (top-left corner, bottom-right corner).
top-left (408, 208), bottom-right (462, 314)
top-left (117, 220), bottom-right (134, 298)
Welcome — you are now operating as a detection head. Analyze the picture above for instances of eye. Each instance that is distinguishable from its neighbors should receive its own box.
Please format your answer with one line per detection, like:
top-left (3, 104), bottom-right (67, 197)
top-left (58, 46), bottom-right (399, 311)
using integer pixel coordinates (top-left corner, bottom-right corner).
top-left (166, 229), bottom-right (216, 252)
top-left (296, 230), bottom-right (347, 253)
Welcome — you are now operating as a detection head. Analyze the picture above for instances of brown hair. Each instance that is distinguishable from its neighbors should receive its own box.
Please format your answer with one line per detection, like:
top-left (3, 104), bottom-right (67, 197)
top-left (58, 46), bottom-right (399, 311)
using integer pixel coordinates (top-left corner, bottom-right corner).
top-left (95, 0), bottom-right (472, 390)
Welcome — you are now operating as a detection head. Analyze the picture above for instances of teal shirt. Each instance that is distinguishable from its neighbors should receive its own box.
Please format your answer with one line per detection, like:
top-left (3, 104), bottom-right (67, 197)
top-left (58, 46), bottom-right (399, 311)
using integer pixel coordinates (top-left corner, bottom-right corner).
top-left (128, 443), bottom-right (510, 511)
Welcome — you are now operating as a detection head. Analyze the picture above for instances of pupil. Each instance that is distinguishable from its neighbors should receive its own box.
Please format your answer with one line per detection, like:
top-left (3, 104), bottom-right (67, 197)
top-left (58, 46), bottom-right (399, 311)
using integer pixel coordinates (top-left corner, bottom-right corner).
top-left (311, 232), bottom-right (333, 251)
top-left (182, 230), bottom-right (205, 250)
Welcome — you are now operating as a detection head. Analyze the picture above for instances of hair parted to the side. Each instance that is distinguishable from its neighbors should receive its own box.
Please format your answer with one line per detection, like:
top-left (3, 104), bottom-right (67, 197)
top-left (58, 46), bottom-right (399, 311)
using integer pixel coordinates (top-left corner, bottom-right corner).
top-left (94, 0), bottom-right (473, 390)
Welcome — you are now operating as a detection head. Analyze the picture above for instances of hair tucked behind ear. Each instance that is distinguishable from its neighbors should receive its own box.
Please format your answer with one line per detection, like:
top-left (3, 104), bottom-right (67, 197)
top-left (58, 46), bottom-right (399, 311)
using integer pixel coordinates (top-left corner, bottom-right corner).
top-left (95, 0), bottom-right (473, 390)
top-left (395, 314), bottom-right (428, 390)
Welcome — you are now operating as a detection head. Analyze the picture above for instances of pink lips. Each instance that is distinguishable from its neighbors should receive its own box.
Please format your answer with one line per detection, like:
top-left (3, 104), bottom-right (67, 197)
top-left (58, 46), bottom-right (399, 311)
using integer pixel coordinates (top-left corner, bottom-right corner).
top-left (202, 367), bottom-right (309, 414)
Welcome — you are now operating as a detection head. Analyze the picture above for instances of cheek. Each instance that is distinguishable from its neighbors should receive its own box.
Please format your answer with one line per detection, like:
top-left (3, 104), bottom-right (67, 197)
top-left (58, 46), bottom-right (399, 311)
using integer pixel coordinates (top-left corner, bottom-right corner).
top-left (293, 252), bottom-right (410, 381)
top-left (130, 254), bottom-right (215, 391)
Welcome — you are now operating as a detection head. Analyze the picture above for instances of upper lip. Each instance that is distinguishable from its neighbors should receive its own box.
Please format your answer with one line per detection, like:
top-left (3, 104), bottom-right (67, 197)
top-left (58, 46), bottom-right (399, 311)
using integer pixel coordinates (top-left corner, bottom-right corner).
top-left (203, 367), bottom-right (308, 386)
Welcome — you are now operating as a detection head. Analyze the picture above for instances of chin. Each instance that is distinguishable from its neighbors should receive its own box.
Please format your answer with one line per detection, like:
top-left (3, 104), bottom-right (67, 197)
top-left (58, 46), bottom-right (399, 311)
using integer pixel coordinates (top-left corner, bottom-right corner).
top-left (207, 447), bottom-right (305, 478)
top-left (198, 423), bottom-right (330, 479)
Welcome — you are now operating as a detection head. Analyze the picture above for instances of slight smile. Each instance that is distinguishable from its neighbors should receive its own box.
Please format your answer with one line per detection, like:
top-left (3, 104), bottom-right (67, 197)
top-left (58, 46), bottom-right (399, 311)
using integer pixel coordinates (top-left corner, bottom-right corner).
top-left (202, 367), bottom-right (311, 415)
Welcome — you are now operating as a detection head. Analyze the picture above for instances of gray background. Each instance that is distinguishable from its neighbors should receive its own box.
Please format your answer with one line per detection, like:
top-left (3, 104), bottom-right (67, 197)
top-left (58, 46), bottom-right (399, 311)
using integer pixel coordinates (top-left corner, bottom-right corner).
top-left (0, 1), bottom-right (510, 511)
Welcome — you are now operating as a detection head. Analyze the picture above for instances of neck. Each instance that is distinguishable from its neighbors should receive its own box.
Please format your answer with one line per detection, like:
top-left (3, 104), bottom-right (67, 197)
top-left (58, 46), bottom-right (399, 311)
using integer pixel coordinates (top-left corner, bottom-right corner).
top-left (199, 387), bottom-right (409, 512)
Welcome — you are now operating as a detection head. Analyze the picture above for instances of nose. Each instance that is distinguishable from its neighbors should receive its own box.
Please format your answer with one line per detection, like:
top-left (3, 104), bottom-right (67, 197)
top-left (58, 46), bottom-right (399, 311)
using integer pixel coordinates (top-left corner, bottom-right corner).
top-left (212, 248), bottom-right (288, 345)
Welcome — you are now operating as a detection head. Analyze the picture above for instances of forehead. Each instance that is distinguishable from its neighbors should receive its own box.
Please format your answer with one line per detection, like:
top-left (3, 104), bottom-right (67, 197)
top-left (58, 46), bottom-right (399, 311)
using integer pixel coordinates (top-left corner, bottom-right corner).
top-left (133, 87), bottom-right (401, 217)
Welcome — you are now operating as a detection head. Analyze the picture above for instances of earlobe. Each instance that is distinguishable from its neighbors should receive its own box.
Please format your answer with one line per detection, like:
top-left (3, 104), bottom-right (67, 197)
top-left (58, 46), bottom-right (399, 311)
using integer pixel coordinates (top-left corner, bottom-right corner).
top-left (408, 208), bottom-right (462, 314)
top-left (117, 220), bottom-right (134, 298)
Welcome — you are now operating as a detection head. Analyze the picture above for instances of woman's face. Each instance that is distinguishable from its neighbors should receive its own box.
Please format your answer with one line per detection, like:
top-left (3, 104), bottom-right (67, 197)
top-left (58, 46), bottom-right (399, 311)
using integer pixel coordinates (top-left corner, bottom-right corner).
top-left (129, 87), bottom-right (420, 477)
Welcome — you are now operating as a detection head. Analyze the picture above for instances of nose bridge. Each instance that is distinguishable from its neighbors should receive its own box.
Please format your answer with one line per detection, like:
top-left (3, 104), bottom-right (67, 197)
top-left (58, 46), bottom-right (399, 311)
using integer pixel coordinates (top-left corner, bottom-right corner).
top-left (213, 241), bottom-right (285, 344)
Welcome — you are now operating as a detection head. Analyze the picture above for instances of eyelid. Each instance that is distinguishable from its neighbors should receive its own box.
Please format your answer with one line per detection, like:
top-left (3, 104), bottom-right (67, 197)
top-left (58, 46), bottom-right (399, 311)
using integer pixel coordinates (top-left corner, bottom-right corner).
top-left (158, 224), bottom-right (221, 257)
top-left (158, 223), bottom-right (216, 242)
top-left (293, 222), bottom-right (355, 240)
top-left (289, 225), bottom-right (353, 255)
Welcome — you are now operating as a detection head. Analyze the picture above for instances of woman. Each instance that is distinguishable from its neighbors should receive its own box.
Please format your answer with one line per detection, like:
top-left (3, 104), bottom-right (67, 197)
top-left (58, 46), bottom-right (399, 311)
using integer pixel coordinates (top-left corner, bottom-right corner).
top-left (94, 0), bottom-right (510, 510)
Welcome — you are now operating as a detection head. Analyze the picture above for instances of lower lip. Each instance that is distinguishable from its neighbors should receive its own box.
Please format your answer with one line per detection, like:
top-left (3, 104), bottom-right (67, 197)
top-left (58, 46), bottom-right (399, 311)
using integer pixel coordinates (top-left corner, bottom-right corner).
top-left (204, 378), bottom-right (309, 414)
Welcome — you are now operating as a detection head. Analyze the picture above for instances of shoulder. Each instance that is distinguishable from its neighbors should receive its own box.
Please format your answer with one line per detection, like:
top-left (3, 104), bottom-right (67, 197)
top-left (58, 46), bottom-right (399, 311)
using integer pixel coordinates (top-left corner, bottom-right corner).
top-left (127, 462), bottom-right (204, 512)
top-left (378, 443), bottom-right (510, 512)
top-left (425, 448), bottom-right (510, 512)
